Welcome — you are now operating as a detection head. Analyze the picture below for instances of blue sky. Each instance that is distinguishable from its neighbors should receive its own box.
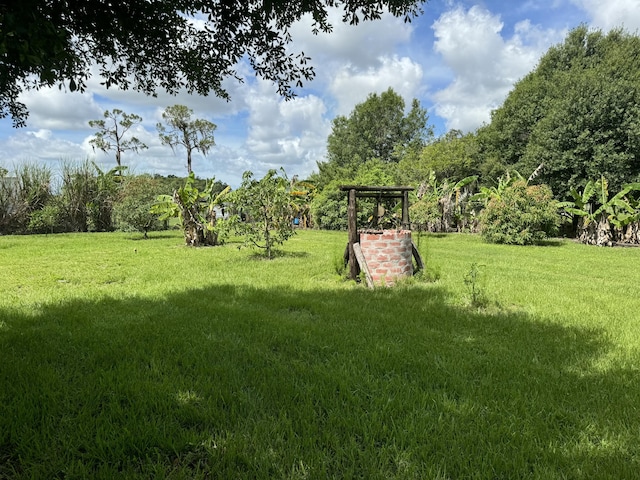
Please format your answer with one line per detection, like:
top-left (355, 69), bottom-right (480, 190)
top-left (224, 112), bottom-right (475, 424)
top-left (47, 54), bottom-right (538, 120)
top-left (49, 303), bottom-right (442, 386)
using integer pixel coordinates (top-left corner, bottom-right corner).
top-left (1, 0), bottom-right (639, 187)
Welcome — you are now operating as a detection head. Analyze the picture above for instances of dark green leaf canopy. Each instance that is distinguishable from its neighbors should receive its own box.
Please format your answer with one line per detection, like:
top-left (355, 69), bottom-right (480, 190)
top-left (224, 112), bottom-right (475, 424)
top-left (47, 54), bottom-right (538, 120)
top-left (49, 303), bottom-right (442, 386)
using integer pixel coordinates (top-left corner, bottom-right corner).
top-left (318, 87), bottom-right (431, 186)
top-left (0, 0), bottom-right (425, 127)
top-left (478, 26), bottom-right (640, 198)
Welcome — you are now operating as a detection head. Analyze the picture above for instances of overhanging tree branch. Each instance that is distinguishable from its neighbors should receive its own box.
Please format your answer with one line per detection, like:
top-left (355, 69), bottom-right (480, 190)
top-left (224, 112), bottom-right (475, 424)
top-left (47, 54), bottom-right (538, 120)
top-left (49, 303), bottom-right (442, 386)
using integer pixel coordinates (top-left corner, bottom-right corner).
top-left (0, 0), bottom-right (425, 127)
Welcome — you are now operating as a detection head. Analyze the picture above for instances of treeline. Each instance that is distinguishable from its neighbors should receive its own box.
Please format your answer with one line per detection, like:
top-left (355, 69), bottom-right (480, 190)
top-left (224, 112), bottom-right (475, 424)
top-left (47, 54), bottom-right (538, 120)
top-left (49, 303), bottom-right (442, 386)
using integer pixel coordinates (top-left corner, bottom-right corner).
top-left (0, 162), bottom-right (227, 236)
top-left (306, 26), bottom-right (640, 246)
top-left (5, 26), bottom-right (640, 249)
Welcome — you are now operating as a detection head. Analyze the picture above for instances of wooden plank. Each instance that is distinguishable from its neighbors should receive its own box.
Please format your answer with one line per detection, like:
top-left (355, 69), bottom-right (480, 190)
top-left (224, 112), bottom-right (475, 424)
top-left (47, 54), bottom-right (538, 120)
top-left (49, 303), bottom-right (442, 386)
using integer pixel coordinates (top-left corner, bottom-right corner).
top-left (402, 190), bottom-right (410, 229)
top-left (347, 188), bottom-right (359, 280)
top-left (411, 241), bottom-right (424, 273)
top-left (353, 192), bottom-right (405, 199)
top-left (339, 185), bottom-right (414, 192)
top-left (353, 242), bottom-right (374, 289)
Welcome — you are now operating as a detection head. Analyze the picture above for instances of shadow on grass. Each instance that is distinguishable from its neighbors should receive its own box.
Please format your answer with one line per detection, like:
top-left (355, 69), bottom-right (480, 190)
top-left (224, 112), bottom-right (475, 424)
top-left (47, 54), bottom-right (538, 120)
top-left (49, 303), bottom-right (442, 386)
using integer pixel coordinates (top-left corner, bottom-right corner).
top-left (535, 239), bottom-right (567, 247)
top-left (246, 249), bottom-right (311, 260)
top-left (1, 284), bottom-right (638, 478)
top-left (128, 233), bottom-right (180, 241)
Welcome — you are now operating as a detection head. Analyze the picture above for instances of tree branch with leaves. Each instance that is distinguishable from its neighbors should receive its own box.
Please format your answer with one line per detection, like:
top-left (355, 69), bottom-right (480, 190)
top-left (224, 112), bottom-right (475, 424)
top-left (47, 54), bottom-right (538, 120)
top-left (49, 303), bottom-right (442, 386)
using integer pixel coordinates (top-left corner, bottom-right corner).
top-left (1, 0), bottom-right (425, 127)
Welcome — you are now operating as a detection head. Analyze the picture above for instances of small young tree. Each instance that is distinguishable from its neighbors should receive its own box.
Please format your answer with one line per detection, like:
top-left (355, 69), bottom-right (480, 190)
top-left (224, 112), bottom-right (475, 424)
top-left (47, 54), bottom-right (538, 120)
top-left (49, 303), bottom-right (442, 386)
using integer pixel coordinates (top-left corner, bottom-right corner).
top-left (157, 105), bottom-right (216, 174)
top-left (89, 109), bottom-right (148, 167)
top-left (231, 169), bottom-right (295, 259)
top-left (113, 175), bottom-right (163, 238)
top-left (27, 201), bottom-right (62, 234)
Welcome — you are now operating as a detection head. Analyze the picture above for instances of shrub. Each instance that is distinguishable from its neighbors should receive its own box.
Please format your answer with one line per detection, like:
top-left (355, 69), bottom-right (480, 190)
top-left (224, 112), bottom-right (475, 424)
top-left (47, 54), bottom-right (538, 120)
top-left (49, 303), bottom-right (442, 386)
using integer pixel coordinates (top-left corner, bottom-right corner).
top-left (7, 163), bottom-right (53, 233)
top-left (479, 180), bottom-right (559, 245)
top-left (113, 175), bottom-right (163, 238)
top-left (27, 202), bottom-right (62, 234)
top-left (310, 181), bottom-right (348, 230)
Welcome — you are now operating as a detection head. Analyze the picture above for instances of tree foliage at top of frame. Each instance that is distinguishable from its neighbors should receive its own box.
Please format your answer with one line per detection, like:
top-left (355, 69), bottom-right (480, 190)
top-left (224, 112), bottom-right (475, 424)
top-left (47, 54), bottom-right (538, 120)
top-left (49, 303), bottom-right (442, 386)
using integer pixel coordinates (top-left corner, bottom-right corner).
top-left (0, 0), bottom-right (425, 127)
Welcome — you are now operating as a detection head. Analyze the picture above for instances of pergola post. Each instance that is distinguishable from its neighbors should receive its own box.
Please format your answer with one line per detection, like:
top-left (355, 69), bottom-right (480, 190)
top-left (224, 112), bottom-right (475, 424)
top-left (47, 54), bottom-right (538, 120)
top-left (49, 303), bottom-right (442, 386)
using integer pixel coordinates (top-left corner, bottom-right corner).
top-left (402, 189), bottom-right (410, 229)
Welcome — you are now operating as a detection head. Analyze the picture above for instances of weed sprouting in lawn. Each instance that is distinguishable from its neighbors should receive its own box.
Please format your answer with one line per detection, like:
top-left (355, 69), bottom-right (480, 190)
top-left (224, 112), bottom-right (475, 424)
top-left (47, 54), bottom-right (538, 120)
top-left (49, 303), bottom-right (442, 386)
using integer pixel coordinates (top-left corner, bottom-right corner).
top-left (464, 262), bottom-right (487, 308)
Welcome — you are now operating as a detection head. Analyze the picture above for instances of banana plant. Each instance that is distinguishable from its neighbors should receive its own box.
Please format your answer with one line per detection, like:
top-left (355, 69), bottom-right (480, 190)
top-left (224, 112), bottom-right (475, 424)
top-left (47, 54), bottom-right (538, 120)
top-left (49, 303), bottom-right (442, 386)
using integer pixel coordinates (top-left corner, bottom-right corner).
top-left (413, 171), bottom-right (477, 232)
top-left (558, 176), bottom-right (640, 246)
top-left (151, 172), bottom-right (230, 246)
top-left (471, 170), bottom-right (524, 205)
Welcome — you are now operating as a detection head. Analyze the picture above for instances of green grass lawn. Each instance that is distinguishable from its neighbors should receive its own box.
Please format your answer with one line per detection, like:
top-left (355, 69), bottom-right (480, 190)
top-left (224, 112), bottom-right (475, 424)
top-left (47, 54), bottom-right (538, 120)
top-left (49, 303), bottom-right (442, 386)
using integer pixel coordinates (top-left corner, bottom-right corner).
top-left (1, 230), bottom-right (640, 479)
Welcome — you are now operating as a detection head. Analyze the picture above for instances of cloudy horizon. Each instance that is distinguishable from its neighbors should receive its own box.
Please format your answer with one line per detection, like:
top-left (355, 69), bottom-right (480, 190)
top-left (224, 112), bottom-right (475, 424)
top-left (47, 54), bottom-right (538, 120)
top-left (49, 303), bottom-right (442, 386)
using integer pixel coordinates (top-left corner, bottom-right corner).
top-left (1, 0), bottom-right (639, 187)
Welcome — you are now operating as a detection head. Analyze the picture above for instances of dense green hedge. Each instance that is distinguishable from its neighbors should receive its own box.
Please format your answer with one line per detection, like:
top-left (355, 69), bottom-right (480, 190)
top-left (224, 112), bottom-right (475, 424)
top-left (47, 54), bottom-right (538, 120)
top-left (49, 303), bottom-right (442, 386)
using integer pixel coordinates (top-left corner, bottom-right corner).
top-left (479, 181), bottom-right (559, 245)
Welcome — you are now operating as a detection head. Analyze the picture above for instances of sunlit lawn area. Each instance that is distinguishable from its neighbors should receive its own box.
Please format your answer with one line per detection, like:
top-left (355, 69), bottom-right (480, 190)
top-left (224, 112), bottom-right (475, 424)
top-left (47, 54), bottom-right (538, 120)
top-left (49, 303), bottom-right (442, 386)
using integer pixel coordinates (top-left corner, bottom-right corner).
top-left (1, 230), bottom-right (640, 478)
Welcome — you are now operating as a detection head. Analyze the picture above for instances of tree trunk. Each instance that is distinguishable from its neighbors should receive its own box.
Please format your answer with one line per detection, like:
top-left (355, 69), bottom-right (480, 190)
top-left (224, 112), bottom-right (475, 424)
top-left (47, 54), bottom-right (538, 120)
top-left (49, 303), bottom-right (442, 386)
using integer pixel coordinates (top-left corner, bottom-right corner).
top-left (174, 190), bottom-right (205, 246)
top-left (577, 217), bottom-right (596, 245)
top-left (595, 215), bottom-right (613, 247)
top-left (204, 208), bottom-right (218, 246)
top-left (625, 222), bottom-right (640, 244)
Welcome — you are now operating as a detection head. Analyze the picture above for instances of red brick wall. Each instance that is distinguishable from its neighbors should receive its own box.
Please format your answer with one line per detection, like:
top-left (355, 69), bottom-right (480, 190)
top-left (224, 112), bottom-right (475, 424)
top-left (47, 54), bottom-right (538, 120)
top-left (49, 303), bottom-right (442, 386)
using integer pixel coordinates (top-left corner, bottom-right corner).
top-left (359, 230), bottom-right (413, 286)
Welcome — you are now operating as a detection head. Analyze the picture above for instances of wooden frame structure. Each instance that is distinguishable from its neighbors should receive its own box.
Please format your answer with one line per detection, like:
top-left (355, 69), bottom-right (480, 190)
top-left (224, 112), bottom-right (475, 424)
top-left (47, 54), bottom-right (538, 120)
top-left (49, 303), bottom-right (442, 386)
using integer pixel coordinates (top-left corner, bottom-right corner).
top-left (339, 185), bottom-right (416, 282)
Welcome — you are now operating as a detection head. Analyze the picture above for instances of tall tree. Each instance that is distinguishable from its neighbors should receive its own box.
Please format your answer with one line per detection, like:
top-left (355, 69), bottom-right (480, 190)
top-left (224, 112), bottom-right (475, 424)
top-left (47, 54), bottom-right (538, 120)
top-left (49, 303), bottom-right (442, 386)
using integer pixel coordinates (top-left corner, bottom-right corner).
top-left (0, 0), bottom-right (425, 127)
top-left (157, 105), bottom-right (216, 174)
top-left (478, 26), bottom-right (640, 198)
top-left (88, 109), bottom-right (147, 168)
top-left (318, 88), bottom-right (431, 186)
top-left (398, 129), bottom-right (480, 185)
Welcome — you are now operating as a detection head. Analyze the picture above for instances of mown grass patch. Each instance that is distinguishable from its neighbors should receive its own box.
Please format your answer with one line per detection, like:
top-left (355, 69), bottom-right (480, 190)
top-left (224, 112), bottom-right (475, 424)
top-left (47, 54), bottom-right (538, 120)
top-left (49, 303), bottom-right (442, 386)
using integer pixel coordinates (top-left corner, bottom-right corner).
top-left (1, 230), bottom-right (639, 478)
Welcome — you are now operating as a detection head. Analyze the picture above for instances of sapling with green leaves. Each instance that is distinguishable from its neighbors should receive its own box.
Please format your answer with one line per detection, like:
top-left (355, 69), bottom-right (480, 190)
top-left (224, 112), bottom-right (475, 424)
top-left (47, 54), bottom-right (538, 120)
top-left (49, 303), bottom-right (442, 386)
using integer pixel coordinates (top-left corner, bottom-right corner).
top-left (464, 262), bottom-right (487, 308)
top-left (230, 169), bottom-right (295, 259)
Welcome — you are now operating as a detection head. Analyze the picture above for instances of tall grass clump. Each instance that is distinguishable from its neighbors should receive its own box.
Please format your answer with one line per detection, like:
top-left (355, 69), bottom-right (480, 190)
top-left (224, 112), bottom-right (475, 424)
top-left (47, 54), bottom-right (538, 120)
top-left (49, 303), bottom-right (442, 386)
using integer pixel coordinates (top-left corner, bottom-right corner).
top-left (0, 163), bottom-right (53, 233)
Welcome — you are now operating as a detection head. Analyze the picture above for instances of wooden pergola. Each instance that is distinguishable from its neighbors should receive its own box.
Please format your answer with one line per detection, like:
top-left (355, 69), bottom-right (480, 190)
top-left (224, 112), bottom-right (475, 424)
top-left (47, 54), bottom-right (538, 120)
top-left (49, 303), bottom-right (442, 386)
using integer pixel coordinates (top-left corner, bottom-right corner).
top-left (339, 185), bottom-right (417, 281)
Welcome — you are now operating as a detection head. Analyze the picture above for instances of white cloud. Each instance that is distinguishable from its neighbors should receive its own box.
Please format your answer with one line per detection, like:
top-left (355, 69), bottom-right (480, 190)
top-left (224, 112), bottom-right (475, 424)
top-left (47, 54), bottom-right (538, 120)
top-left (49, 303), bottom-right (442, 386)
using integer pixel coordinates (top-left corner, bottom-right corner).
top-left (0, 130), bottom-right (87, 170)
top-left (18, 88), bottom-right (103, 131)
top-left (289, 8), bottom-right (414, 73)
top-left (244, 82), bottom-right (330, 178)
top-left (329, 56), bottom-right (424, 116)
top-left (430, 5), bottom-right (564, 132)
top-left (82, 59), bottom-right (253, 122)
top-left (571, 0), bottom-right (640, 32)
